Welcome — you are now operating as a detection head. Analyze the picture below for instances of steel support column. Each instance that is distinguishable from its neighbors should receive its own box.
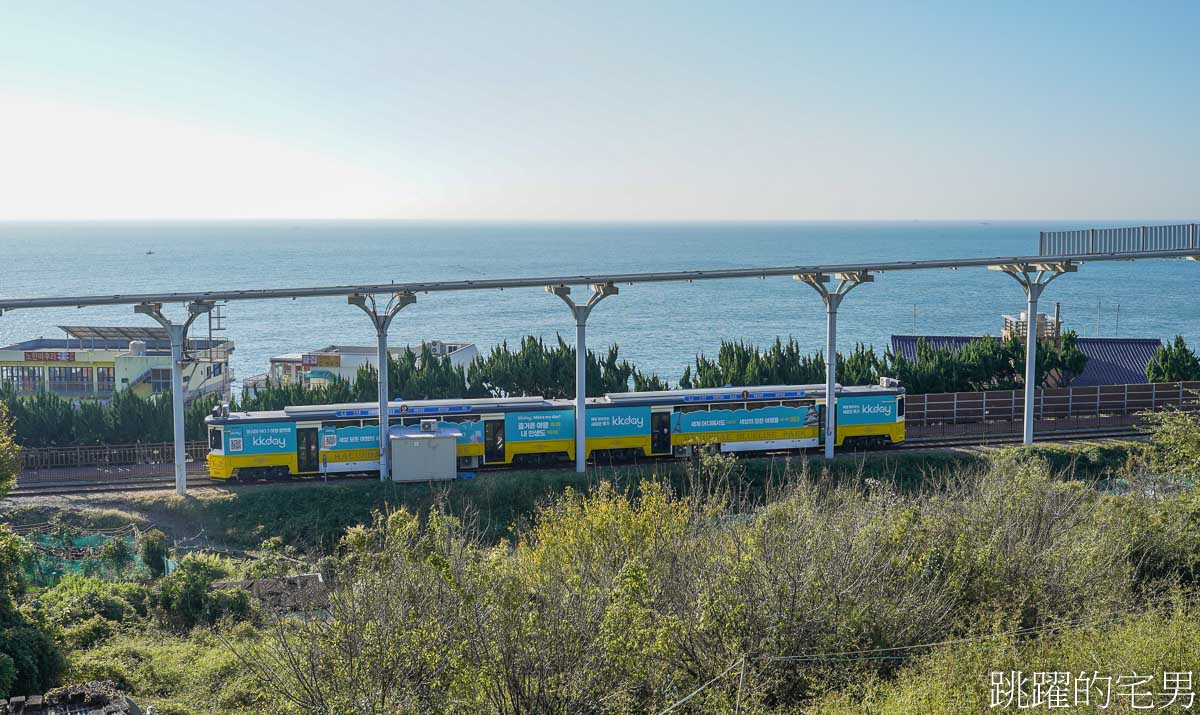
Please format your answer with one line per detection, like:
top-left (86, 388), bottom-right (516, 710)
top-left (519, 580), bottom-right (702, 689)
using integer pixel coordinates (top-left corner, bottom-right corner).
top-left (548, 283), bottom-right (618, 473)
top-left (349, 292), bottom-right (416, 481)
top-left (796, 272), bottom-right (873, 460)
top-left (135, 301), bottom-right (213, 496)
top-left (990, 262), bottom-right (1076, 445)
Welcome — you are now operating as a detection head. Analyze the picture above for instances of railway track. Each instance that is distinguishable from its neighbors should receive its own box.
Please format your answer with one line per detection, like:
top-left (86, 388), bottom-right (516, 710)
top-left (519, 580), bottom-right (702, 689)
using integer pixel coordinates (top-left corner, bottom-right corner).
top-left (5, 425), bottom-right (1143, 498)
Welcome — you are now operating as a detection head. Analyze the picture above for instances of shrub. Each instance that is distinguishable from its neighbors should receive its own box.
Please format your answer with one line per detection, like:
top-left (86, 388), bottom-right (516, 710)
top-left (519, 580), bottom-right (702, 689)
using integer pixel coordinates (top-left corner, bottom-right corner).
top-left (1141, 406), bottom-right (1200, 481)
top-left (243, 453), bottom-right (1162, 713)
top-left (62, 615), bottom-right (115, 650)
top-left (153, 555), bottom-right (250, 632)
top-left (0, 653), bottom-right (14, 700)
top-left (0, 622), bottom-right (65, 698)
top-left (140, 529), bottom-right (170, 578)
top-left (98, 537), bottom-right (133, 570)
top-left (242, 537), bottom-right (299, 580)
top-left (0, 404), bottom-right (19, 500)
top-left (31, 575), bottom-right (148, 630)
top-left (818, 595), bottom-right (1200, 713)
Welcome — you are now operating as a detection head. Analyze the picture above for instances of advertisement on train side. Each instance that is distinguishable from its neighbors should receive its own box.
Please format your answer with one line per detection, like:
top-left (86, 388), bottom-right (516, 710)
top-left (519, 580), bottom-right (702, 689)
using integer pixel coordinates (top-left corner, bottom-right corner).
top-left (320, 420), bottom-right (485, 449)
top-left (837, 395), bottom-right (896, 424)
top-left (587, 406), bottom-right (650, 438)
top-left (672, 405), bottom-right (815, 434)
top-left (507, 409), bottom-right (573, 441)
top-left (224, 423), bottom-right (296, 454)
top-left (320, 425), bottom-right (377, 451)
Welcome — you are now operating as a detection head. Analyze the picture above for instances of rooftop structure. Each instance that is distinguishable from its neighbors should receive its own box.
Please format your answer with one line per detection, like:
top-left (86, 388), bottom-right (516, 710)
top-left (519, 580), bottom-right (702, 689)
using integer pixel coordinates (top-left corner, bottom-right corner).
top-left (1001, 310), bottom-right (1062, 342)
top-left (0, 326), bottom-right (233, 401)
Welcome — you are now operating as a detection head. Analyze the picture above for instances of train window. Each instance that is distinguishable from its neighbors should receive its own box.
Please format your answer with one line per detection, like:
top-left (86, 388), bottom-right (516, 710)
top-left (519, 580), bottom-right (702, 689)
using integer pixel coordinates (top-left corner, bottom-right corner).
top-left (362, 419), bottom-right (379, 426)
top-left (680, 405), bottom-right (709, 413)
top-left (897, 397), bottom-right (905, 417)
top-left (782, 400), bottom-right (812, 408)
top-left (323, 420), bottom-right (360, 429)
top-left (208, 428), bottom-right (222, 451)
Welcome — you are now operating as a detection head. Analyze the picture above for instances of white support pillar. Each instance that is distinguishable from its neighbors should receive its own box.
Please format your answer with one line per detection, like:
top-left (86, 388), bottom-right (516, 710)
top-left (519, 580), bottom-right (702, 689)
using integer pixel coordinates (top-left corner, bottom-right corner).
top-left (135, 301), bottom-right (213, 496)
top-left (990, 262), bottom-right (1076, 445)
top-left (548, 283), bottom-right (618, 473)
top-left (796, 272), bottom-right (872, 460)
top-left (349, 292), bottom-right (416, 481)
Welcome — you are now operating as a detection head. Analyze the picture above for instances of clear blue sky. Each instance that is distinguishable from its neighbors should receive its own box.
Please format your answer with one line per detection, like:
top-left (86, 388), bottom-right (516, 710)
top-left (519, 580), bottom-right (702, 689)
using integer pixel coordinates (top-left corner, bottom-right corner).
top-left (0, 1), bottom-right (1196, 220)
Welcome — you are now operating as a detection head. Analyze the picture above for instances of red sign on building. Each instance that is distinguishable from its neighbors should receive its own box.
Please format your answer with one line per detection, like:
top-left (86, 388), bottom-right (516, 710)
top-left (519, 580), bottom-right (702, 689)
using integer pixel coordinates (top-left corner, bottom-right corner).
top-left (24, 351), bottom-right (76, 362)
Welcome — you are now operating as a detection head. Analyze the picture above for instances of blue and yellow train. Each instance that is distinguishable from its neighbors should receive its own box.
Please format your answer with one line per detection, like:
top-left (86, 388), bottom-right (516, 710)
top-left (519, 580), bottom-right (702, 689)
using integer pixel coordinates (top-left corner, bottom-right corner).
top-left (204, 382), bottom-right (905, 479)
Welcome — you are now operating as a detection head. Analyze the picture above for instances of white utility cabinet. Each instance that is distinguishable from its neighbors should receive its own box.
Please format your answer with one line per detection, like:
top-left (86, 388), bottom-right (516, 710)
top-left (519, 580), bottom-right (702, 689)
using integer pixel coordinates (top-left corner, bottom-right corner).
top-left (389, 421), bottom-right (462, 482)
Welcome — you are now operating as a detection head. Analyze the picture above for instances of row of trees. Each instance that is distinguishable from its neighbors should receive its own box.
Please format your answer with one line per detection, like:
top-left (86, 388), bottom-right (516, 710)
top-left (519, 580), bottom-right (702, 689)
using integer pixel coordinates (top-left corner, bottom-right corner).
top-left (2, 334), bottom-right (1100, 448)
top-left (239, 338), bottom-right (667, 412)
top-left (0, 385), bottom-right (220, 449)
top-left (679, 333), bottom-right (1089, 394)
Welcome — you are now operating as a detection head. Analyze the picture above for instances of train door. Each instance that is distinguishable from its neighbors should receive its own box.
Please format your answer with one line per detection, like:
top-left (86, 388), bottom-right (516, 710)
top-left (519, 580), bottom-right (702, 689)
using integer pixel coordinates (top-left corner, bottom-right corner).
top-left (816, 402), bottom-right (827, 445)
top-left (484, 419), bottom-right (506, 463)
top-left (297, 427), bottom-right (320, 473)
top-left (651, 411), bottom-right (671, 454)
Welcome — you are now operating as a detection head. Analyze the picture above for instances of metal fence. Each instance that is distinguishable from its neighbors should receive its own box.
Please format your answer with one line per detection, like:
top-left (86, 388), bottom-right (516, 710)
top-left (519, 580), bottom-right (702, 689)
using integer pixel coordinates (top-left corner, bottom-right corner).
top-left (905, 381), bottom-right (1200, 440)
top-left (1040, 223), bottom-right (1199, 256)
top-left (19, 441), bottom-right (208, 484)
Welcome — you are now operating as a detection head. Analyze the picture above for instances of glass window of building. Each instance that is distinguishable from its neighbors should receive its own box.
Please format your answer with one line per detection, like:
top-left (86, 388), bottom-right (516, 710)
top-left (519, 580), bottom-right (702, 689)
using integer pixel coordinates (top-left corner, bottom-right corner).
top-left (97, 367), bottom-right (115, 393)
top-left (150, 368), bottom-right (172, 393)
top-left (48, 366), bottom-right (94, 395)
top-left (1, 365), bottom-right (44, 393)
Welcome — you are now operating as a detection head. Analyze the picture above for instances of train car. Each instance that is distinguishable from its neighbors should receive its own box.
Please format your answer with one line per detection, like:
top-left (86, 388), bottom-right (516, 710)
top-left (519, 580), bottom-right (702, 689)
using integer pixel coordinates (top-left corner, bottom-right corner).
top-left (205, 381), bottom-right (905, 480)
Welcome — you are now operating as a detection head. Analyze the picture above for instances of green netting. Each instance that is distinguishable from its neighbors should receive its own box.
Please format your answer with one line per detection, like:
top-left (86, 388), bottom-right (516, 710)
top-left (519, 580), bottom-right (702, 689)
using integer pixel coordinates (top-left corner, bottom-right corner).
top-left (17, 530), bottom-right (152, 585)
top-left (27, 533), bottom-right (117, 549)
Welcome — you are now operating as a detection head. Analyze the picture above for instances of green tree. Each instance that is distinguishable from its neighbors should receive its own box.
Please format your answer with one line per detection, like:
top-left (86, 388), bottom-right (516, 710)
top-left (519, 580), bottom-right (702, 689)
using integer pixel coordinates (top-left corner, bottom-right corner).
top-left (152, 554), bottom-right (250, 632)
top-left (1146, 335), bottom-right (1200, 383)
top-left (0, 526), bottom-right (65, 698)
top-left (140, 529), bottom-right (171, 578)
top-left (1141, 406), bottom-right (1200, 480)
top-left (0, 405), bottom-right (20, 499)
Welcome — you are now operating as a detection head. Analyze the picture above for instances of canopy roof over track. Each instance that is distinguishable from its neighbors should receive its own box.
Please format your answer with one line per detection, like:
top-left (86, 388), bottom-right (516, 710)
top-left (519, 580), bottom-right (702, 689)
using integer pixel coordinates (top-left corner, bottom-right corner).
top-left (59, 325), bottom-right (171, 342)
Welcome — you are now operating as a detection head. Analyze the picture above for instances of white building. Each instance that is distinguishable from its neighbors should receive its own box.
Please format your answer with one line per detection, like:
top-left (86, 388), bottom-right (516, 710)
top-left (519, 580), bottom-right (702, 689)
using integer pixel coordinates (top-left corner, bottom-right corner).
top-left (244, 340), bottom-right (479, 392)
top-left (0, 326), bottom-right (233, 402)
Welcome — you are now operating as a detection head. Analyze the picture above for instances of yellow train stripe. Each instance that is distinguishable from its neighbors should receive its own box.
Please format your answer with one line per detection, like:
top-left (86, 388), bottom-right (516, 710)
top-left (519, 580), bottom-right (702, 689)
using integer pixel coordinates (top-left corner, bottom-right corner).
top-left (505, 439), bottom-right (575, 463)
top-left (209, 453), bottom-right (300, 478)
top-left (835, 422), bottom-right (906, 445)
top-left (584, 435), bottom-right (654, 457)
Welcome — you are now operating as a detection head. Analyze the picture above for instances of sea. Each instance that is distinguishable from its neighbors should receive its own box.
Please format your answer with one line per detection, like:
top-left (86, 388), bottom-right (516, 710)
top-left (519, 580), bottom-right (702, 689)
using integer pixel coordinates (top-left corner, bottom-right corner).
top-left (1, 221), bottom-right (1196, 388)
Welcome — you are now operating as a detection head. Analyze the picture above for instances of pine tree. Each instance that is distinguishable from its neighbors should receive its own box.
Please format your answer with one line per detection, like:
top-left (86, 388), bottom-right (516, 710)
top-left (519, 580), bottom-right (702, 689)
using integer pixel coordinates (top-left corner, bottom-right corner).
top-left (1146, 335), bottom-right (1200, 383)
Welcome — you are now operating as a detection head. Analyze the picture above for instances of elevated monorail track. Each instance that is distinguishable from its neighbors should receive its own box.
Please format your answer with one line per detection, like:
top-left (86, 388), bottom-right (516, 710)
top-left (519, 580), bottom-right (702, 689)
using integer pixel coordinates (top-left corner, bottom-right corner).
top-left (4, 426), bottom-right (1143, 498)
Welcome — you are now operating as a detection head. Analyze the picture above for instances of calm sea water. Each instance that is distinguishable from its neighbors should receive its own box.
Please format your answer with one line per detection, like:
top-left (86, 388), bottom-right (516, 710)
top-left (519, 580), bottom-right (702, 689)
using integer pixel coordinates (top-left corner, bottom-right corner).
top-left (1, 221), bottom-right (1196, 387)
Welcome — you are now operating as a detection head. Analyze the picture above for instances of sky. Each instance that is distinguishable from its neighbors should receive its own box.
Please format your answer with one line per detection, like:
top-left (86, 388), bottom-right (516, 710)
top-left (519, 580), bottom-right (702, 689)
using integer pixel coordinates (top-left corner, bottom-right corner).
top-left (0, 1), bottom-right (1197, 221)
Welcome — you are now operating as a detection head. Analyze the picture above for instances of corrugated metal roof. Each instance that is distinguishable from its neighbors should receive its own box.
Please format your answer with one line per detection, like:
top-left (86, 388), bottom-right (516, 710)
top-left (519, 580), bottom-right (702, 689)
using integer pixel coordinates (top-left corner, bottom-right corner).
top-left (60, 325), bottom-right (171, 341)
top-left (1071, 337), bottom-right (1163, 387)
top-left (889, 335), bottom-right (1162, 387)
